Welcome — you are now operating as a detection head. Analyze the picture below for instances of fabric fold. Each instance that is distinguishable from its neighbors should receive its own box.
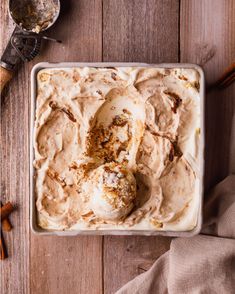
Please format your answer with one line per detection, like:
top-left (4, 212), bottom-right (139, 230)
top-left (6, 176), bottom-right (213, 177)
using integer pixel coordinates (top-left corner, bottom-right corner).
top-left (116, 175), bottom-right (235, 294)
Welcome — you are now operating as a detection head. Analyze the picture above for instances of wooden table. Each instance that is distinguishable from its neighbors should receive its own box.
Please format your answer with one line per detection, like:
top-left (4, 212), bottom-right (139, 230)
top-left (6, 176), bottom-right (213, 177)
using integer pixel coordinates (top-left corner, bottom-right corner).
top-left (1, 1), bottom-right (234, 293)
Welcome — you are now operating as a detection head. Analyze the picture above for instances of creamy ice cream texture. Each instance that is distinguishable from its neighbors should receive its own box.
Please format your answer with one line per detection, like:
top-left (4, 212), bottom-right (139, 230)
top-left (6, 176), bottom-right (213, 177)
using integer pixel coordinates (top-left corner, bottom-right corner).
top-left (34, 66), bottom-right (201, 231)
top-left (89, 163), bottom-right (136, 221)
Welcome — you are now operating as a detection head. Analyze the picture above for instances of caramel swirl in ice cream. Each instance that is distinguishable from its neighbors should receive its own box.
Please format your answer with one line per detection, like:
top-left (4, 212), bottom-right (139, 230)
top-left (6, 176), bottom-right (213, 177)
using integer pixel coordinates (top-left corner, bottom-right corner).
top-left (34, 66), bottom-right (201, 231)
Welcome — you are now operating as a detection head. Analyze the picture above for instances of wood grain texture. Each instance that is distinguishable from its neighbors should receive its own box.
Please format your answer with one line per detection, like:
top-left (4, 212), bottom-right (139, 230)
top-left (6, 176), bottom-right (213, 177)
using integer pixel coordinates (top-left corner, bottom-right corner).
top-left (1, 0), bottom-right (30, 293)
top-left (102, 1), bottom-right (179, 292)
top-left (103, 0), bottom-right (179, 62)
top-left (1, 1), bottom-right (103, 294)
top-left (1, 0), bottom-right (235, 293)
top-left (0, 66), bottom-right (13, 94)
top-left (180, 0), bottom-right (235, 192)
top-left (103, 236), bottom-right (171, 293)
top-left (30, 1), bottom-right (103, 294)
top-left (30, 236), bottom-right (103, 294)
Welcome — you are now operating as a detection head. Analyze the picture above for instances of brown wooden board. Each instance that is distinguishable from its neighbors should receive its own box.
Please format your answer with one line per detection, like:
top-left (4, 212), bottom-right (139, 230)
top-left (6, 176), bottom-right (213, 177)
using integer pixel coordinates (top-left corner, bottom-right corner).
top-left (1, 0), bottom-right (30, 292)
top-left (1, 1), bottom-right (103, 294)
top-left (1, 0), bottom-right (234, 293)
top-left (29, 1), bottom-right (103, 294)
top-left (102, 0), bottom-right (179, 292)
top-left (180, 0), bottom-right (235, 192)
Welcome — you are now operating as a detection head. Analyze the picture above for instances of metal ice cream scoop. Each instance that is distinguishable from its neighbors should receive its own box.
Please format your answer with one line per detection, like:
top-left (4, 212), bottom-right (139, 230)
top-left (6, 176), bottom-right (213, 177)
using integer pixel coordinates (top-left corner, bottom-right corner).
top-left (0, 0), bottom-right (61, 93)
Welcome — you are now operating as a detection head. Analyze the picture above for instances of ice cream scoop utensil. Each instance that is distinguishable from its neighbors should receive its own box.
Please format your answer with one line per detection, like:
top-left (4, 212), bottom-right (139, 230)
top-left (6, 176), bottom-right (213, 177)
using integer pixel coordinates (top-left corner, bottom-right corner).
top-left (0, 0), bottom-right (61, 94)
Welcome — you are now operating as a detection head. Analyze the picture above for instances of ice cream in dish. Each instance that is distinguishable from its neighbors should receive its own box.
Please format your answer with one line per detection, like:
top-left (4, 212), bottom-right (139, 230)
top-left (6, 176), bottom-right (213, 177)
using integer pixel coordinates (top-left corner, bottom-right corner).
top-left (34, 66), bottom-right (201, 231)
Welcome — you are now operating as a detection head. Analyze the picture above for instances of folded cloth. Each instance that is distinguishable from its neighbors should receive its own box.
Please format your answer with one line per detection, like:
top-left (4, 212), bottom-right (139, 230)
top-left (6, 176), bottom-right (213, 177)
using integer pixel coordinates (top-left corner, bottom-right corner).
top-left (117, 112), bottom-right (235, 294)
top-left (116, 175), bottom-right (235, 294)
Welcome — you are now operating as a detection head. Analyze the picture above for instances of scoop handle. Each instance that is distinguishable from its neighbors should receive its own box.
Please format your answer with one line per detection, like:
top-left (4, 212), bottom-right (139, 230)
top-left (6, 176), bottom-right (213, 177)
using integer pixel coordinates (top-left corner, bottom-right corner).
top-left (0, 66), bottom-right (13, 94)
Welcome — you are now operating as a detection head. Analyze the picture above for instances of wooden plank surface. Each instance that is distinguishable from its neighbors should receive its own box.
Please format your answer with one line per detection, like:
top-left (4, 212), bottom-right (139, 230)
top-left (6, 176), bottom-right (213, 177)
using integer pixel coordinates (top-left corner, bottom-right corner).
top-left (1, 0), bottom-right (235, 293)
top-left (102, 1), bottom-right (179, 292)
top-left (103, 0), bottom-right (179, 62)
top-left (30, 1), bottom-right (103, 294)
top-left (0, 0), bottom-right (30, 293)
top-left (180, 0), bottom-right (235, 192)
top-left (1, 1), bottom-right (103, 294)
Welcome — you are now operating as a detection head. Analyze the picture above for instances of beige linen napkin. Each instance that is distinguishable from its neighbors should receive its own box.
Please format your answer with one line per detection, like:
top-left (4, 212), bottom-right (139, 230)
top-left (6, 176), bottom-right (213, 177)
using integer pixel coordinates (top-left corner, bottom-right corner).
top-left (116, 115), bottom-right (235, 294)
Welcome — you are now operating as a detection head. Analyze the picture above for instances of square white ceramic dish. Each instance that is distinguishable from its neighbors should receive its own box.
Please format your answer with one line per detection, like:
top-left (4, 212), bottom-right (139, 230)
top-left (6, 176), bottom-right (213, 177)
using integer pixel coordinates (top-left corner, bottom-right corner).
top-left (30, 62), bottom-right (205, 236)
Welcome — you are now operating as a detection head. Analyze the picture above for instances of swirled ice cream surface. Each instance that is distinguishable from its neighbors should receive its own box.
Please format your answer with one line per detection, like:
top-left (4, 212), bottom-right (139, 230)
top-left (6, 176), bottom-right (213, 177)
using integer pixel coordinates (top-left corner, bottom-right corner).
top-left (34, 66), bottom-right (201, 231)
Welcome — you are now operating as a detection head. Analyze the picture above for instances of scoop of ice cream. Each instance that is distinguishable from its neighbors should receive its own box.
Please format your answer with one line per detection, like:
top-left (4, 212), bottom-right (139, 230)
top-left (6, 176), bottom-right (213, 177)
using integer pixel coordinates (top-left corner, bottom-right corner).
top-left (89, 163), bottom-right (136, 221)
top-left (86, 87), bottom-right (145, 169)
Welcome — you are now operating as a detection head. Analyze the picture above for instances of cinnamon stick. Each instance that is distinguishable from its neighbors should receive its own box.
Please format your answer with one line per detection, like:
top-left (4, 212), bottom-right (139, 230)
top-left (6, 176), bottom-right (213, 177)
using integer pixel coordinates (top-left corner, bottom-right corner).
top-left (218, 73), bottom-right (235, 89)
top-left (1, 202), bottom-right (12, 231)
top-left (0, 202), bottom-right (14, 221)
top-left (0, 231), bottom-right (8, 260)
top-left (215, 62), bottom-right (235, 87)
top-left (207, 63), bottom-right (235, 92)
